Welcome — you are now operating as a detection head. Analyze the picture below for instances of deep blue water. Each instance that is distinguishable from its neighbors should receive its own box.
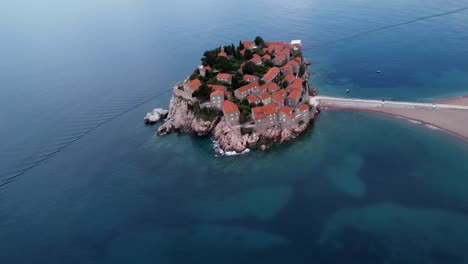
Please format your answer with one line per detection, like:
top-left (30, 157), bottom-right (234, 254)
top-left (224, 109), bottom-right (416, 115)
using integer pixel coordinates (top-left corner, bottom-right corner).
top-left (1, 0), bottom-right (468, 263)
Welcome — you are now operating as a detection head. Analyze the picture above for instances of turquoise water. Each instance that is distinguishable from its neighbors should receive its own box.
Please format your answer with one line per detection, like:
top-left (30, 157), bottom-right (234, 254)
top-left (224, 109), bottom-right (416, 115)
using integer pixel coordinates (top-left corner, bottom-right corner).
top-left (1, 0), bottom-right (468, 263)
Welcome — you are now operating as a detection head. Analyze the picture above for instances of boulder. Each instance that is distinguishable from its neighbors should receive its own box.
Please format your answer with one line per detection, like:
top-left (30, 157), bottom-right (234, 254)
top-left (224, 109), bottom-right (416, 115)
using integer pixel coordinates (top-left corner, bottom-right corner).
top-left (144, 108), bottom-right (168, 124)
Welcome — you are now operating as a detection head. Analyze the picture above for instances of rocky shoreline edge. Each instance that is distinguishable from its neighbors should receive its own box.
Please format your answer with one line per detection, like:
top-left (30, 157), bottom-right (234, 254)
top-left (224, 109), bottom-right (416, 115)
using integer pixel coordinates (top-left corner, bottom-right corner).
top-left (154, 95), bottom-right (319, 154)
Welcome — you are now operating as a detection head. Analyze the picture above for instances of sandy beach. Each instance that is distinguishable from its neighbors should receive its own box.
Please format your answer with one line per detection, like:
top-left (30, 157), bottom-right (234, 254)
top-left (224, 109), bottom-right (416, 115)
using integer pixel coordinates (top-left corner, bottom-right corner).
top-left (326, 97), bottom-right (468, 141)
top-left (433, 96), bottom-right (468, 106)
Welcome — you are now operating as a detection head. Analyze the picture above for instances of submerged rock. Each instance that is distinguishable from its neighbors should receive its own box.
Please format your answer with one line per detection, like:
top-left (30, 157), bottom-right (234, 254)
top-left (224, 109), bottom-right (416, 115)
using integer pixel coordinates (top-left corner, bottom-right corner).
top-left (144, 108), bottom-right (168, 124)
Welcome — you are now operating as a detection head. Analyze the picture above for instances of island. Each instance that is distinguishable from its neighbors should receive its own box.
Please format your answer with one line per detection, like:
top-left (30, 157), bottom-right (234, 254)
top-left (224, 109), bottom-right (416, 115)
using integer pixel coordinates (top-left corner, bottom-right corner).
top-left (156, 37), bottom-right (320, 154)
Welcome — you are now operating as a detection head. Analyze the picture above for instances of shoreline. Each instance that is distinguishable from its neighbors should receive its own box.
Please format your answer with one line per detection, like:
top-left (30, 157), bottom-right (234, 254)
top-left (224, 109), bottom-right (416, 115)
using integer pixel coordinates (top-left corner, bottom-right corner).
top-left (155, 38), bottom-right (317, 154)
top-left (322, 94), bottom-right (468, 142)
top-left (430, 95), bottom-right (468, 105)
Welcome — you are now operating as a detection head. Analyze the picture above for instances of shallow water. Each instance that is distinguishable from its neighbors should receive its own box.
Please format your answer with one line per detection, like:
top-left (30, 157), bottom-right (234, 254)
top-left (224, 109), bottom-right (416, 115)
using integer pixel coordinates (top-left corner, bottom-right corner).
top-left (1, 0), bottom-right (468, 263)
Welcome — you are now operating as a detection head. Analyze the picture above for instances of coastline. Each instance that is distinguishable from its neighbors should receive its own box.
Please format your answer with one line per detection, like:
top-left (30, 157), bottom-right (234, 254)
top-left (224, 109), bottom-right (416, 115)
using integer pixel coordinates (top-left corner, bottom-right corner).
top-left (431, 96), bottom-right (468, 105)
top-left (322, 95), bottom-right (468, 142)
top-left (154, 38), bottom-right (318, 155)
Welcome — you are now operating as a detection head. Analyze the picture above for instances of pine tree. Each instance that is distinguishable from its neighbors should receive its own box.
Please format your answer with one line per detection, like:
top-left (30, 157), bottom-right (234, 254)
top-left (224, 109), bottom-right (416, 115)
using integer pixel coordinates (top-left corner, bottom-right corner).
top-left (239, 41), bottom-right (244, 50)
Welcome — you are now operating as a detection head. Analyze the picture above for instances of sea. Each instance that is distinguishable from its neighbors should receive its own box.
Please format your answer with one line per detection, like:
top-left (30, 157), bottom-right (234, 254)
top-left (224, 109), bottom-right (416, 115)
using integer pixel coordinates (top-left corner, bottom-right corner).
top-left (1, 0), bottom-right (468, 263)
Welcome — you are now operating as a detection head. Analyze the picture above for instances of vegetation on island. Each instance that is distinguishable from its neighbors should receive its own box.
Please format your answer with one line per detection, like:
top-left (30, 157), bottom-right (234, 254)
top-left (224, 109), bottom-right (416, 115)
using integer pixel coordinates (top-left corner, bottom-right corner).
top-left (186, 36), bottom-right (307, 120)
top-left (188, 102), bottom-right (222, 121)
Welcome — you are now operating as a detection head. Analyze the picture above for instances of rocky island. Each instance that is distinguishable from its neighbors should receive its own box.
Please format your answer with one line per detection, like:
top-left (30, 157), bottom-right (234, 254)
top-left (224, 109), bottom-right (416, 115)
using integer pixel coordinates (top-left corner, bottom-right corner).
top-left (155, 37), bottom-right (319, 154)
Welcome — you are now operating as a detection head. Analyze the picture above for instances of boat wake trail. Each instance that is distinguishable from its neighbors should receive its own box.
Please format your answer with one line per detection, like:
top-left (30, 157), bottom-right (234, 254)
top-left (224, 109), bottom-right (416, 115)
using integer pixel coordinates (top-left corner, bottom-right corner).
top-left (0, 88), bottom-right (172, 189)
top-left (315, 7), bottom-right (468, 46)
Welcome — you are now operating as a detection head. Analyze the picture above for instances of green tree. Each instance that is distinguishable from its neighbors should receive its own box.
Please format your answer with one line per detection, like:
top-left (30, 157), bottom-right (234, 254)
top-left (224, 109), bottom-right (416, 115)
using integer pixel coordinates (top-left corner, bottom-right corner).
top-left (254, 65), bottom-right (269, 76)
top-left (244, 49), bottom-right (253, 60)
top-left (242, 61), bottom-right (256, 75)
top-left (205, 70), bottom-right (213, 79)
top-left (202, 50), bottom-right (218, 67)
top-left (214, 56), bottom-right (234, 72)
top-left (264, 60), bottom-right (274, 68)
top-left (241, 98), bottom-right (249, 106)
top-left (192, 83), bottom-right (211, 102)
top-left (239, 41), bottom-right (245, 50)
top-left (254, 36), bottom-right (265, 48)
top-left (299, 64), bottom-right (306, 77)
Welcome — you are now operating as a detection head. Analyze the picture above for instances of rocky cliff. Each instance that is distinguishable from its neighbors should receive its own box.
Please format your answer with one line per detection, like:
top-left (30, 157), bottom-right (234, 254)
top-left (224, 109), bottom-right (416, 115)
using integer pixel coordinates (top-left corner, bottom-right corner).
top-left (157, 96), bottom-right (219, 136)
top-left (212, 111), bottom-right (316, 153)
top-left (157, 95), bottom-right (319, 154)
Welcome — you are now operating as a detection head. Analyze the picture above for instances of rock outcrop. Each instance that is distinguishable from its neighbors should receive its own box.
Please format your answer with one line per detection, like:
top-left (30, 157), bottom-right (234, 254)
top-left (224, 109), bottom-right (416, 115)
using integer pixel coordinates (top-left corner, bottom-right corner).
top-left (144, 108), bottom-right (169, 124)
top-left (157, 96), bottom-right (219, 136)
top-left (157, 95), bottom-right (320, 154)
top-left (212, 119), bottom-right (260, 153)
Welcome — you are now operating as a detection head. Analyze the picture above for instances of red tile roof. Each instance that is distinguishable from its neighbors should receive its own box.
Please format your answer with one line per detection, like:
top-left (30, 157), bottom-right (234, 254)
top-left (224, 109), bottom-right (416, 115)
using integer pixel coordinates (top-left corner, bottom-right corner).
top-left (252, 107), bottom-right (264, 114)
top-left (217, 73), bottom-right (232, 80)
top-left (242, 41), bottom-right (255, 49)
top-left (251, 54), bottom-right (261, 62)
top-left (286, 43), bottom-right (295, 50)
top-left (237, 81), bottom-right (259, 94)
top-left (186, 79), bottom-right (202, 91)
top-left (279, 106), bottom-right (294, 119)
top-left (272, 93), bottom-right (284, 104)
top-left (247, 94), bottom-right (260, 103)
top-left (259, 82), bottom-right (278, 93)
top-left (258, 84), bottom-right (268, 93)
top-left (273, 54), bottom-right (286, 62)
top-left (298, 104), bottom-right (309, 112)
top-left (264, 46), bottom-right (275, 54)
top-left (283, 60), bottom-right (299, 68)
top-left (243, 74), bottom-right (257, 81)
top-left (223, 100), bottom-right (239, 114)
top-left (252, 103), bottom-right (278, 120)
top-left (240, 49), bottom-right (246, 55)
top-left (275, 89), bottom-right (287, 98)
top-left (283, 75), bottom-right (295, 84)
top-left (201, 65), bottom-right (212, 71)
top-left (279, 106), bottom-right (292, 114)
top-left (265, 41), bottom-right (285, 46)
top-left (287, 78), bottom-right (303, 91)
top-left (263, 54), bottom-right (271, 60)
top-left (208, 84), bottom-right (226, 91)
top-left (286, 60), bottom-right (299, 68)
top-left (258, 92), bottom-right (271, 100)
top-left (218, 51), bottom-right (227, 57)
top-left (254, 113), bottom-right (266, 120)
top-left (263, 103), bottom-right (278, 115)
top-left (281, 65), bottom-right (294, 75)
top-left (267, 83), bottom-right (279, 93)
top-left (288, 89), bottom-right (301, 100)
top-left (262, 67), bottom-right (280, 81)
top-left (210, 90), bottom-right (224, 97)
top-left (294, 57), bottom-right (302, 63)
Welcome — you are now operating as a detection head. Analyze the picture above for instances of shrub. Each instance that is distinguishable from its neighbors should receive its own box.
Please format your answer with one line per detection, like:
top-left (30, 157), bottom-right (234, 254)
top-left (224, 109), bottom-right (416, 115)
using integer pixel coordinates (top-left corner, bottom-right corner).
top-left (192, 83), bottom-right (211, 102)
top-left (242, 61), bottom-right (256, 75)
top-left (299, 64), bottom-right (306, 78)
top-left (188, 102), bottom-right (221, 121)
